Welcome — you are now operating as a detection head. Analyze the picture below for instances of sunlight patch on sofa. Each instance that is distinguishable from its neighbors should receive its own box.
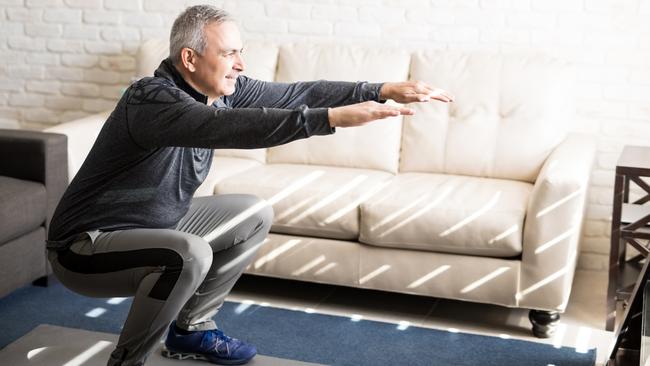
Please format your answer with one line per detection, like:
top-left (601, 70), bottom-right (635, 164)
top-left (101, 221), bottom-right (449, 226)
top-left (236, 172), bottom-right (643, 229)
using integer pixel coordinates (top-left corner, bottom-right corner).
top-left (218, 239), bottom-right (268, 274)
top-left (377, 186), bottom-right (453, 238)
top-left (359, 264), bottom-right (391, 284)
top-left (460, 267), bottom-right (510, 294)
top-left (275, 196), bottom-right (317, 221)
top-left (516, 257), bottom-right (575, 301)
top-left (322, 180), bottom-right (392, 225)
top-left (204, 170), bottom-right (324, 243)
top-left (439, 191), bottom-right (501, 237)
top-left (314, 262), bottom-right (338, 276)
top-left (266, 170), bottom-right (326, 206)
top-left (368, 193), bottom-right (431, 232)
top-left (291, 255), bottom-right (326, 276)
top-left (534, 228), bottom-right (576, 255)
top-left (254, 239), bottom-right (301, 269)
top-left (288, 175), bottom-right (367, 224)
top-left (535, 188), bottom-right (584, 218)
top-left (407, 265), bottom-right (451, 289)
top-left (488, 225), bottom-right (519, 244)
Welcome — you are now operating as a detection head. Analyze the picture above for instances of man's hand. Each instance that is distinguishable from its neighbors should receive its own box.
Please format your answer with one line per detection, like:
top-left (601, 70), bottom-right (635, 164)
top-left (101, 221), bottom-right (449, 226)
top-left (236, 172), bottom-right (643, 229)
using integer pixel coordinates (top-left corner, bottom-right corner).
top-left (380, 81), bottom-right (454, 104)
top-left (328, 101), bottom-right (414, 128)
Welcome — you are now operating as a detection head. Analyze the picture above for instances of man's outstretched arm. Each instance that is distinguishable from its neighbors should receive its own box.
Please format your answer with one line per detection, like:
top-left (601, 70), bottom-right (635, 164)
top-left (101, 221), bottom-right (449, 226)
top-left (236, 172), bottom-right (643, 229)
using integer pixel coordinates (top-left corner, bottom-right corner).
top-left (124, 79), bottom-right (419, 150)
top-left (225, 77), bottom-right (454, 110)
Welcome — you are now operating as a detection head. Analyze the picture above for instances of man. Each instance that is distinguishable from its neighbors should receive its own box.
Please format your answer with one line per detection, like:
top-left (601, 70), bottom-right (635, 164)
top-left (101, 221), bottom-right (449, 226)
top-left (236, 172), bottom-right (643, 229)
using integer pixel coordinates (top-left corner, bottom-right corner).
top-left (46, 5), bottom-right (453, 366)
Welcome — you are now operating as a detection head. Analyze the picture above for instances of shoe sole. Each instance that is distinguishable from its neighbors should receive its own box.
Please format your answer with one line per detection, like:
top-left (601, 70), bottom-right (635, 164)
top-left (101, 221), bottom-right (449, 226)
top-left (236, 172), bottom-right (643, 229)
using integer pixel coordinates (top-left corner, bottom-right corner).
top-left (161, 347), bottom-right (254, 365)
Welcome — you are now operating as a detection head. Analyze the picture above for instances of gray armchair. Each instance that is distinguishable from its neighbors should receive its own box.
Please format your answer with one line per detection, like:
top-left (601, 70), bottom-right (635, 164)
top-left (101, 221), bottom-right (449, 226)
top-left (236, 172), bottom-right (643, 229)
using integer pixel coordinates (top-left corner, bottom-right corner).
top-left (0, 129), bottom-right (67, 298)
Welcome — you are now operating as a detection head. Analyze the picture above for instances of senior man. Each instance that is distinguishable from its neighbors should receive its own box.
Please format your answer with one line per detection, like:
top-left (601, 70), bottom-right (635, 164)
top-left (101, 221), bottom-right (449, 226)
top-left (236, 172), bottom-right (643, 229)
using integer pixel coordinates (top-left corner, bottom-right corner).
top-left (46, 4), bottom-right (453, 366)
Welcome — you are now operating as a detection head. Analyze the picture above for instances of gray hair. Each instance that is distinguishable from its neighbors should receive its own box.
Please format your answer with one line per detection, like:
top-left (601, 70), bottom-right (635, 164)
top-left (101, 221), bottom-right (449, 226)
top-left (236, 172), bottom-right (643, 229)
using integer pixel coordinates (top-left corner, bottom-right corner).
top-left (169, 5), bottom-right (234, 65)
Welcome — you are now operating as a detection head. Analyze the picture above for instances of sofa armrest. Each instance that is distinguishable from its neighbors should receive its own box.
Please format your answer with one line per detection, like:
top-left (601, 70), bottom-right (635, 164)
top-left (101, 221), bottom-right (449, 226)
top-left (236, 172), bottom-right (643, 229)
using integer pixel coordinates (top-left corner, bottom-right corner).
top-left (518, 133), bottom-right (596, 311)
top-left (0, 129), bottom-right (68, 230)
top-left (44, 111), bottom-right (110, 182)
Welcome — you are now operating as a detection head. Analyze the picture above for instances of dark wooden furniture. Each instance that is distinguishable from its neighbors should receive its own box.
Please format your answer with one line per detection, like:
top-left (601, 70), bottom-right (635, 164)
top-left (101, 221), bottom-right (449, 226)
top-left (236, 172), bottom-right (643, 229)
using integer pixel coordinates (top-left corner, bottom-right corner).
top-left (607, 257), bottom-right (650, 365)
top-left (607, 145), bottom-right (650, 331)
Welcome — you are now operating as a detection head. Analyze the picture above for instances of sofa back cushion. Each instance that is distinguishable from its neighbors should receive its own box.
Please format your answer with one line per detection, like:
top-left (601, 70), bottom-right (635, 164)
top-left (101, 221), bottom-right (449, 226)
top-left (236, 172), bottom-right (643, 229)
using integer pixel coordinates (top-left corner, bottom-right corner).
top-left (400, 51), bottom-right (574, 183)
top-left (135, 38), bottom-right (277, 163)
top-left (267, 44), bottom-right (411, 174)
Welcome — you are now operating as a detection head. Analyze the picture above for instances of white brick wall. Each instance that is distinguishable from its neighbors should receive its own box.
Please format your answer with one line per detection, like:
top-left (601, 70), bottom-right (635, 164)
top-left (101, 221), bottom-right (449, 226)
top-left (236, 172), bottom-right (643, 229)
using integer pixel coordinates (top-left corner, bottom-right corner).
top-left (2, 0), bottom-right (649, 272)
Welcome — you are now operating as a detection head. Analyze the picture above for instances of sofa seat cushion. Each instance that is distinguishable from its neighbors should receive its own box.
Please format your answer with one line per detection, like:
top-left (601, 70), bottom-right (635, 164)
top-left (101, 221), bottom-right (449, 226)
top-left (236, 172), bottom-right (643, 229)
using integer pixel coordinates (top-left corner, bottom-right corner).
top-left (193, 156), bottom-right (262, 197)
top-left (359, 173), bottom-right (533, 258)
top-left (0, 176), bottom-right (46, 244)
top-left (216, 164), bottom-right (394, 240)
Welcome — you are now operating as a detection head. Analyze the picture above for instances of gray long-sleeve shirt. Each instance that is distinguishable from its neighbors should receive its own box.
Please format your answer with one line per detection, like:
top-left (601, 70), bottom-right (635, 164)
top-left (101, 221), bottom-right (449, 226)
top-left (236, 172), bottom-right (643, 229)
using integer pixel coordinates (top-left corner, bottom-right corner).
top-left (46, 58), bottom-right (383, 250)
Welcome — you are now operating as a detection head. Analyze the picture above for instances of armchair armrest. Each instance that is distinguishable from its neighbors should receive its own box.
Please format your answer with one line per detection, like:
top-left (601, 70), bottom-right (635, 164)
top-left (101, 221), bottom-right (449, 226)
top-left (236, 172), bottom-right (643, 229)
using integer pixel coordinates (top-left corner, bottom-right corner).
top-left (44, 111), bottom-right (110, 182)
top-left (0, 129), bottom-right (68, 230)
top-left (518, 133), bottom-right (596, 311)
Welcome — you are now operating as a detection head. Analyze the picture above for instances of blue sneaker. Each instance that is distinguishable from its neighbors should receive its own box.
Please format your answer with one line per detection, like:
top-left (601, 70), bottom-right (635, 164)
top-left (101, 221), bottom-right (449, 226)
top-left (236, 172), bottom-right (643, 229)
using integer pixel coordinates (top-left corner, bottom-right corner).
top-left (162, 322), bottom-right (257, 365)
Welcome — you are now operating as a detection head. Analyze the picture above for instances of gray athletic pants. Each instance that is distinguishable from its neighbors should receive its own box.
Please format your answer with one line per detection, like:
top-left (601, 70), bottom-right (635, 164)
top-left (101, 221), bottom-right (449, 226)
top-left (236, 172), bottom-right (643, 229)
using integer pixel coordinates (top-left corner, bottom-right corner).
top-left (47, 194), bottom-right (274, 366)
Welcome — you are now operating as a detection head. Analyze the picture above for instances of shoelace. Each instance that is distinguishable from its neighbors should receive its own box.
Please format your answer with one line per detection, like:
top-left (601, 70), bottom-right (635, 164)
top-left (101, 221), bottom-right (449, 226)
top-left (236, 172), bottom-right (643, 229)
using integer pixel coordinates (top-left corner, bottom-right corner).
top-left (204, 329), bottom-right (235, 356)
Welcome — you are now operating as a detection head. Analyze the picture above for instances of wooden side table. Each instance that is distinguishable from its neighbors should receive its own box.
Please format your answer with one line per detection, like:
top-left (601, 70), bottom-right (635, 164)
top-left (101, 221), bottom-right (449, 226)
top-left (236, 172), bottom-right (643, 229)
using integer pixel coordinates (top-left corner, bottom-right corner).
top-left (607, 145), bottom-right (650, 331)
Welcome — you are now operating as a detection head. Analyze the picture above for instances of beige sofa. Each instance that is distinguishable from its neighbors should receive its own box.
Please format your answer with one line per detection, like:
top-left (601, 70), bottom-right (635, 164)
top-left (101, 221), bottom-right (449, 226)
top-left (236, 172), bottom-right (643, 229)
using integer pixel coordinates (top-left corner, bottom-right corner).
top-left (46, 39), bottom-right (595, 338)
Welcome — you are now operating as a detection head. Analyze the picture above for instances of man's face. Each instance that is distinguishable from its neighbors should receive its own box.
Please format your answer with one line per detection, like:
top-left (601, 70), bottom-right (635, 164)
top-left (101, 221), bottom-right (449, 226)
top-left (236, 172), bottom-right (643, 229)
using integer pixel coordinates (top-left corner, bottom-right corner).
top-left (189, 21), bottom-right (245, 100)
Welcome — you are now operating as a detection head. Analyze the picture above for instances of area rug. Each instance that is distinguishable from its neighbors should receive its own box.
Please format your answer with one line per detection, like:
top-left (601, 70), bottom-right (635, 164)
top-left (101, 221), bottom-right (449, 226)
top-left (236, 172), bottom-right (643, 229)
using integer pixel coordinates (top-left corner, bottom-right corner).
top-left (0, 281), bottom-right (596, 366)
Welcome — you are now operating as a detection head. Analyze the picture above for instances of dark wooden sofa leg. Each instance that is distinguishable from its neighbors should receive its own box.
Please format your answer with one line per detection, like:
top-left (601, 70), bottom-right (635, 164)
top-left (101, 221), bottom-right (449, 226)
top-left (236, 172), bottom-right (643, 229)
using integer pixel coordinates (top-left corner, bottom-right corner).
top-left (32, 275), bottom-right (49, 287)
top-left (529, 310), bottom-right (560, 338)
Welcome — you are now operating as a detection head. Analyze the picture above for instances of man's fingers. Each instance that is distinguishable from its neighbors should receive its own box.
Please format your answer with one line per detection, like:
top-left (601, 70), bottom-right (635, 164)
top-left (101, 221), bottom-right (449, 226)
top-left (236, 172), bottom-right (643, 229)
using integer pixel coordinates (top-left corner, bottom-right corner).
top-left (428, 88), bottom-right (454, 102)
top-left (397, 106), bottom-right (415, 115)
top-left (374, 105), bottom-right (415, 119)
top-left (375, 109), bottom-right (400, 118)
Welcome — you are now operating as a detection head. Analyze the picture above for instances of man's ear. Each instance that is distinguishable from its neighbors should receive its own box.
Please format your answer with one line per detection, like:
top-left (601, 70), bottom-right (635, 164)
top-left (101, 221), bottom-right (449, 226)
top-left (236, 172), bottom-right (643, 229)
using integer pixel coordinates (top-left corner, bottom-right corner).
top-left (180, 48), bottom-right (197, 73)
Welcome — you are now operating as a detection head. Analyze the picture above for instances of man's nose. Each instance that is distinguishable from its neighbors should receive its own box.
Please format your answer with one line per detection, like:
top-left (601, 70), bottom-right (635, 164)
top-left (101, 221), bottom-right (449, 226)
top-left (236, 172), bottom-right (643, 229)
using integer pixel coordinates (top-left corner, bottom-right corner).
top-left (234, 54), bottom-right (245, 72)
